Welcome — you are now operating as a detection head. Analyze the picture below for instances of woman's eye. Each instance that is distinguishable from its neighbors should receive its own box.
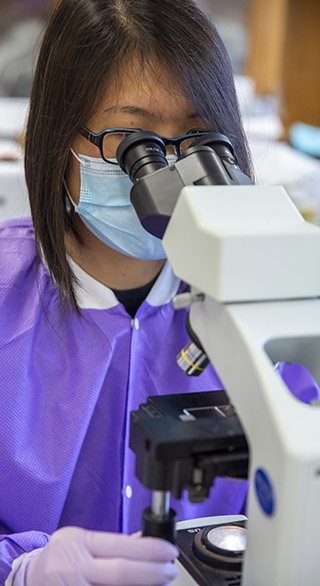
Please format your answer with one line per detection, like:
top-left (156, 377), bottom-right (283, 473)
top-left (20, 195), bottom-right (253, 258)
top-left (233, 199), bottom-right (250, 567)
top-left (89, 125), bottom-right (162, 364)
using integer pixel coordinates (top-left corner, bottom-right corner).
top-left (187, 129), bottom-right (208, 135)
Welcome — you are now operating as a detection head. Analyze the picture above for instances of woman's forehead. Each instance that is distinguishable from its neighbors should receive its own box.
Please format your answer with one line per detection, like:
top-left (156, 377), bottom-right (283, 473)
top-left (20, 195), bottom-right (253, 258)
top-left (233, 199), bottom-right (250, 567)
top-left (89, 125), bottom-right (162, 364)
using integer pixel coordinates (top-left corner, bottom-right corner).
top-left (93, 62), bottom-right (198, 124)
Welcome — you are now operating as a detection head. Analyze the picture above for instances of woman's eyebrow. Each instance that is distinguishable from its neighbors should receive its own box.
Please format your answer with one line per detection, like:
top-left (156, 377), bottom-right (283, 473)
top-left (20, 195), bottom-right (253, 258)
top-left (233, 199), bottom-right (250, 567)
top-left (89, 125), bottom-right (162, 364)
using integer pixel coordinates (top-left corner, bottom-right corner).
top-left (104, 105), bottom-right (200, 120)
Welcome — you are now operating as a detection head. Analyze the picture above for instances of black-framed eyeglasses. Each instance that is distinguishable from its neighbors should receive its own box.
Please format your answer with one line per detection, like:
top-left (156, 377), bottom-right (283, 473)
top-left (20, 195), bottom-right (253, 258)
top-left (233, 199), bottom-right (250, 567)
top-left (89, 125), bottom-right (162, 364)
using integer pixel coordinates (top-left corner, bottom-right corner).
top-left (79, 127), bottom-right (211, 164)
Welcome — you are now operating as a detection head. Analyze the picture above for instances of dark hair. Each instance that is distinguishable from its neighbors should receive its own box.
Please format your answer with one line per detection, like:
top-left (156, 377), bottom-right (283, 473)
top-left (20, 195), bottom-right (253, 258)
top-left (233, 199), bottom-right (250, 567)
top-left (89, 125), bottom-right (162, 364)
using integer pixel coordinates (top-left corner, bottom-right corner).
top-left (25, 0), bottom-right (253, 310)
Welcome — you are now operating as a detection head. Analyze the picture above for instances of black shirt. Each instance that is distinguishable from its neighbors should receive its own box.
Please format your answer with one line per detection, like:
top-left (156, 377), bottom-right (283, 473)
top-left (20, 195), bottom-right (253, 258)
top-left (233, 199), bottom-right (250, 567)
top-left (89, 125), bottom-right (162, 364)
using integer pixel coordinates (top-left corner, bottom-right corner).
top-left (112, 276), bottom-right (158, 317)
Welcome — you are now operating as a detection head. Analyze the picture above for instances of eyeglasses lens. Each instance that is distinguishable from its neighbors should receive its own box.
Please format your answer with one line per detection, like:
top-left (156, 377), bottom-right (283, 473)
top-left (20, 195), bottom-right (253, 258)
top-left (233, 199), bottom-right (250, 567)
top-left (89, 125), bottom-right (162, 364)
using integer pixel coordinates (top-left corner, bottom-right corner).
top-left (102, 132), bottom-right (205, 162)
top-left (180, 136), bottom-right (198, 152)
top-left (102, 132), bottom-right (133, 161)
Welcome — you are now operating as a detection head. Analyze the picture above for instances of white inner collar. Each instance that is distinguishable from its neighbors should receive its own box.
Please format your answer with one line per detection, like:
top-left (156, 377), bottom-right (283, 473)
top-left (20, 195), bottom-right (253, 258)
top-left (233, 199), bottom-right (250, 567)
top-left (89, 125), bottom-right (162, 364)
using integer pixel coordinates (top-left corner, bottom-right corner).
top-left (68, 257), bottom-right (180, 310)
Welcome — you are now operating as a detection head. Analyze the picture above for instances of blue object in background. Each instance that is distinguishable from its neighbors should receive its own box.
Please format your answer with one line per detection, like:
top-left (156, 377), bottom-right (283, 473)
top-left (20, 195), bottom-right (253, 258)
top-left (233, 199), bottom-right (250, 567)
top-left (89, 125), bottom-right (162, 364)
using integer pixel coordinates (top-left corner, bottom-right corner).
top-left (290, 122), bottom-right (320, 158)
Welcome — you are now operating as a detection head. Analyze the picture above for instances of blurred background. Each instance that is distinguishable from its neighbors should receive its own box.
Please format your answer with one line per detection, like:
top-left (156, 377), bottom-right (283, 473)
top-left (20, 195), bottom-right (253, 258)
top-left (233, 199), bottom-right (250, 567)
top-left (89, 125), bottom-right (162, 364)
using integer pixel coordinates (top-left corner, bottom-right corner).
top-left (0, 0), bottom-right (319, 221)
top-left (0, 0), bottom-right (53, 97)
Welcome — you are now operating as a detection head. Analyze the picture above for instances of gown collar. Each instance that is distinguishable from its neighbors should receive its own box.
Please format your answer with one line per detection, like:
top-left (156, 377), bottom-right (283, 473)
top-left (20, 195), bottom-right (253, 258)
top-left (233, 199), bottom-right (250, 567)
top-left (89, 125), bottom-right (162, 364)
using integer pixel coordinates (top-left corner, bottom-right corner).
top-left (68, 257), bottom-right (180, 310)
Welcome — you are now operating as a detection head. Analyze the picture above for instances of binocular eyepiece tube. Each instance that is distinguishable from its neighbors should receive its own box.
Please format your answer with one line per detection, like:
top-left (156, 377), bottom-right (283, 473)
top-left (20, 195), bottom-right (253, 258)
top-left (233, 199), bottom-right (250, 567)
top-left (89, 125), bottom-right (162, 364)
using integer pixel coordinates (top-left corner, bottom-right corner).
top-left (116, 129), bottom-right (251, 240)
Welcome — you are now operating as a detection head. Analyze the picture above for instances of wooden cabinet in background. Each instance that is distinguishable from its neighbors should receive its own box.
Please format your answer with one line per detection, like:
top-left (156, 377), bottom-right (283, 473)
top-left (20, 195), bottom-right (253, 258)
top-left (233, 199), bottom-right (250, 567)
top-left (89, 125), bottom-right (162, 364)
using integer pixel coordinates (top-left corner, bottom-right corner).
top-left (246, 0), bottom-right (320, 134)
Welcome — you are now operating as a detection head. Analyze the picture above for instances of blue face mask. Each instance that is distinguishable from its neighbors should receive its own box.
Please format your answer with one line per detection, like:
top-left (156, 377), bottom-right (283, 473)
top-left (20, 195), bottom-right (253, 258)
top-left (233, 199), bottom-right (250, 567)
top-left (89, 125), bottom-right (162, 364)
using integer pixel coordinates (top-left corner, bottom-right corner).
top-left (68, 151), bottom-right (167, 260)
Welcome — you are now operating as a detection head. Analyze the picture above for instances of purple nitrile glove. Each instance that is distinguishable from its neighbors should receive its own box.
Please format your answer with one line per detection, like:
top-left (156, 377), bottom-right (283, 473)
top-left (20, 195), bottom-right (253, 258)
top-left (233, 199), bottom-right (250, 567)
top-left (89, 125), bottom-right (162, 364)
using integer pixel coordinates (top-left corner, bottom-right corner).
top-left (14, 526), bottom-right (179, 586)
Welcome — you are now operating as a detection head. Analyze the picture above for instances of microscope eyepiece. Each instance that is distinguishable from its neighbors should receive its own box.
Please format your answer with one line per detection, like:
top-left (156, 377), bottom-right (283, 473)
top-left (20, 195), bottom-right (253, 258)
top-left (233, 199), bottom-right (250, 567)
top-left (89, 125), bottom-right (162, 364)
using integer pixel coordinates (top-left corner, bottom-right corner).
top-left (116, 131), bottom-right (168, 183)
top-left (188, 131), bottom-right (234, 157)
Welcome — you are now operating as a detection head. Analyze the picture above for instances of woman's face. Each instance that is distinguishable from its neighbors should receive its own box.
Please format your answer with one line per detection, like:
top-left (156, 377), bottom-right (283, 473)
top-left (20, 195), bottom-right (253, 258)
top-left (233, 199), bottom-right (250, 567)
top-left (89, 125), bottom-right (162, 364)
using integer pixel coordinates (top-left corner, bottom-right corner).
top-left (67, 61), bottom-right (207, 204)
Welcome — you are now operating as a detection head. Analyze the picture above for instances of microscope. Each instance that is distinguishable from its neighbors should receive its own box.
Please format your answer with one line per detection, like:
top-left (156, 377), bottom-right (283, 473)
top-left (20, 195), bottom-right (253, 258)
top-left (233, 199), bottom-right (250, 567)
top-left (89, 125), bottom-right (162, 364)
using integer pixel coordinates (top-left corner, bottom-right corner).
top-left (117, 131), bottom-right (320, 586)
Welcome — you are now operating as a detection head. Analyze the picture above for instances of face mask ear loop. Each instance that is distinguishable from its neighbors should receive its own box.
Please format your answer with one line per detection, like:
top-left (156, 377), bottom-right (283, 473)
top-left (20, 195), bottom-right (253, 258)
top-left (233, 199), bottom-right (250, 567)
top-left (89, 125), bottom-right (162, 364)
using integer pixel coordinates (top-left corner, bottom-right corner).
top-left (70, 147), bottom-right (83, 165)
top-left (63, 178), bottom-right (77, 211)
top-left (65, 148), bottom-right (87, 211)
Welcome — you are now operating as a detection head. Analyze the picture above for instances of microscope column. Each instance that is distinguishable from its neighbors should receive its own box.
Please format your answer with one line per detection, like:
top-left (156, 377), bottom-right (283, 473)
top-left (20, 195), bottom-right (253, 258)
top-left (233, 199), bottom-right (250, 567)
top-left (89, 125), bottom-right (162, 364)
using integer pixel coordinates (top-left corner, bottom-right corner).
top-left (142, 490), bottom-right (177, 544)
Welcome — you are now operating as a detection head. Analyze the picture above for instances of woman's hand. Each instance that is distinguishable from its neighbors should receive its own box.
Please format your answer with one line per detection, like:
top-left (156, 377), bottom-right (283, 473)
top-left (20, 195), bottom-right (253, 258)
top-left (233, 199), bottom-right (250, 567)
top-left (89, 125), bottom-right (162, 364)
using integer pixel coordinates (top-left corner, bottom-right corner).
top-left (19, 526), bottom-right (179, 585)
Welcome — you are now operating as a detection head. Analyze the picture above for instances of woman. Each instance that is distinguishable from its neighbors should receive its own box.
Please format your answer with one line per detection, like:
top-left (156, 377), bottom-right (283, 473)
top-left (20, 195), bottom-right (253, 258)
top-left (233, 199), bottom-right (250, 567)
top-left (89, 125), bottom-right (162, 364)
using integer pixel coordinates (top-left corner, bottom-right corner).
top-left (0, 0), bottom-right (258, 584)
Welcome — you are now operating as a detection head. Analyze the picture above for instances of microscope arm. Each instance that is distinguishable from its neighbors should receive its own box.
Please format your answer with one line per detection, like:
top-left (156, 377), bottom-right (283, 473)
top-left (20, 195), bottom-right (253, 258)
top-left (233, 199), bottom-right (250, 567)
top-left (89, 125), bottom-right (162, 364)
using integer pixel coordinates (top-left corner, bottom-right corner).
top-left (190, 294), bottom-right (320, 586)
top-left (163, 184), bottom-right (320, 586)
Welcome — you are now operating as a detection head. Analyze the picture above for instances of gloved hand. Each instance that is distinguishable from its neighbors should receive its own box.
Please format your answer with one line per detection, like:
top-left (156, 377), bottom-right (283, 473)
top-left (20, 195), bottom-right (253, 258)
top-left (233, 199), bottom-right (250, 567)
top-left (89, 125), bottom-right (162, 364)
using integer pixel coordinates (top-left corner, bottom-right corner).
top-left (17, 526), bottom-right (179, 586)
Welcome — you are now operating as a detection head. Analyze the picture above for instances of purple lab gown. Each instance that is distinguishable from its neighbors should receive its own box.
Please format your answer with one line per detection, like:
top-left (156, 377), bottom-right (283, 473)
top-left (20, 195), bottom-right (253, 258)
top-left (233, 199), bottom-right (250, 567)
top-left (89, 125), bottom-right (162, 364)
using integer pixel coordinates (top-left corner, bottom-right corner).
top-left (0, 217), bottom-right (318, 582)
